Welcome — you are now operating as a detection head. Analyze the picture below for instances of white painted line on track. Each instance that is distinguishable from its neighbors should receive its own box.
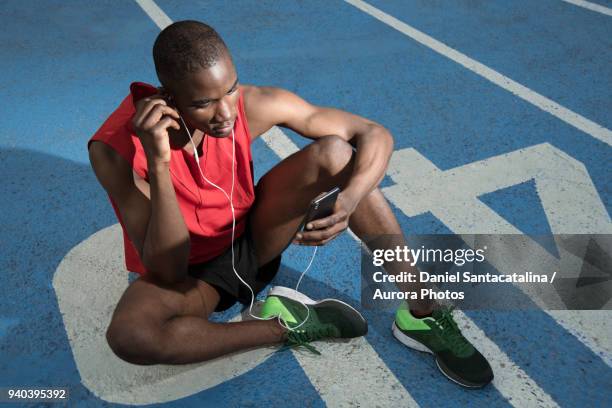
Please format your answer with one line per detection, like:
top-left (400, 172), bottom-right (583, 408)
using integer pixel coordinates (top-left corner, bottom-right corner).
top-left (453, 311), bottom-right (560, 408)
top-left (263, 129), bottom-right (560, 408)
top-left (343, 0), bottom-right (612, 147)
top-left (134, 0), bottom-right (172, 30)
top-left (560, 0), bottom-right (612, 16)
top-left (294, 337), bottom-right (421, 408)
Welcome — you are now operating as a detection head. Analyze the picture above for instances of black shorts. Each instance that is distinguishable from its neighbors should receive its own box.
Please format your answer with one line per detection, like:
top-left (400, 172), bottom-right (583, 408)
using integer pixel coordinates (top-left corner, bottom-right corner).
top-left (187, 221), bottom-right (282, 312)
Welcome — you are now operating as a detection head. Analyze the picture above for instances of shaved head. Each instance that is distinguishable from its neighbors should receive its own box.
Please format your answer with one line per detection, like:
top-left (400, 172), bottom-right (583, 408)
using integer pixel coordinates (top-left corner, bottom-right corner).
top-left (152, 20), bottom-right (231, 85)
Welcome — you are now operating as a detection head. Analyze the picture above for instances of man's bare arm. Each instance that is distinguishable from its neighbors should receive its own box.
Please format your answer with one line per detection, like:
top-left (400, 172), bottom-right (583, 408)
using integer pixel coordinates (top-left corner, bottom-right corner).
top-left (89, 96), bottom-right (191, 285)
top-left (142, 159), bottom-right (191, 284)
top-left (243, 85), bottom-right (394, 207)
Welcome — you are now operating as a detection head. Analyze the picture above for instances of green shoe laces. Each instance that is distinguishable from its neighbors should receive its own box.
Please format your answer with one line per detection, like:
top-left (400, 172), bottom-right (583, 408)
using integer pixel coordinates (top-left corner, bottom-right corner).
top-left (430, 307), bottom-right (473, 357)
top-left (280, 326), bottom-right (337, 355)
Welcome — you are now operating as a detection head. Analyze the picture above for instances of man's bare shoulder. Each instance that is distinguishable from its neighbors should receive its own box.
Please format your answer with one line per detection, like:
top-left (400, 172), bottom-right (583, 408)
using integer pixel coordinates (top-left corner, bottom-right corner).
top-left (240, 84), bottom-right (308, 140)
top-left (240, 85), bottom-right (270, 140)
top-left (240, 84), bottom-right (273, 101)
top-left (241, 84), bottom-right (292, 109)
top-left (88, 141), bottom-right (142, 196)
top-left (89, 141), bottom-right (128, 174)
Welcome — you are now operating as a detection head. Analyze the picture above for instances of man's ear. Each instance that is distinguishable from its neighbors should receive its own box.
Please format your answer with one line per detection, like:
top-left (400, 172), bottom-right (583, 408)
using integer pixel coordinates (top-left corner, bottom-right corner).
top-left (157, 85), bottom-right (182, 118)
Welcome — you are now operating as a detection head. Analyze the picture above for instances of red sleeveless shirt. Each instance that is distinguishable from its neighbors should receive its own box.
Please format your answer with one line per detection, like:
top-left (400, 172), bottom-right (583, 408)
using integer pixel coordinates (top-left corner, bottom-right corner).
top-left (88, 82), bottom-right (256, 275)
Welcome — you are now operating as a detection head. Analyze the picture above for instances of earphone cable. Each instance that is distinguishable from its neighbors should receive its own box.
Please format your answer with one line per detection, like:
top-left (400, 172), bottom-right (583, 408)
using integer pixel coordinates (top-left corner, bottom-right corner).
top-left (178, 116), bottom-right (315, 331)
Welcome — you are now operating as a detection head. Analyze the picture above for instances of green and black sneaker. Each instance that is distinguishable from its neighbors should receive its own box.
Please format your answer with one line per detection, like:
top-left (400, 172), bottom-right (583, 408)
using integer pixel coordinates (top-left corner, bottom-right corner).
top-left (392, 302), bottom-right (493, 388)
top-left (260, 286), bottom-right (368, 355)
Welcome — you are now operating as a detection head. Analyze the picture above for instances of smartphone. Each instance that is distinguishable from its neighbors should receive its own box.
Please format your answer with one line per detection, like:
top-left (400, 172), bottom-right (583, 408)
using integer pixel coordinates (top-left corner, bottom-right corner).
top-left (298, 187), bottom-right (341, 232)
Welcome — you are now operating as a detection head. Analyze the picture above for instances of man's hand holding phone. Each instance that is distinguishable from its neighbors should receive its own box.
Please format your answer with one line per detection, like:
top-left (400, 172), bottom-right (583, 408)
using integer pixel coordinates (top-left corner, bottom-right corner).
top-left (131, 94), bottom-right (181, 166)
top-left (293, 188), bottom-right (357, 246)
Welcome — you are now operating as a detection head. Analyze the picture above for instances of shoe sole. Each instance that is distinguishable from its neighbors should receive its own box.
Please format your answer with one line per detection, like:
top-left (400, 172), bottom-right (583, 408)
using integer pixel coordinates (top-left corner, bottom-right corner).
top-left (392, 321), bottom-right (488, 389)
top-left (268, 286), bottom-right (368, 337)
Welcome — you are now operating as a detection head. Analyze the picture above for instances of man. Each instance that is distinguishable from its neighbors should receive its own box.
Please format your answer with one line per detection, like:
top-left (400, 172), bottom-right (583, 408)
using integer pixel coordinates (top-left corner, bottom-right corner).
top-left (88, 20), bottom-right (493, 388)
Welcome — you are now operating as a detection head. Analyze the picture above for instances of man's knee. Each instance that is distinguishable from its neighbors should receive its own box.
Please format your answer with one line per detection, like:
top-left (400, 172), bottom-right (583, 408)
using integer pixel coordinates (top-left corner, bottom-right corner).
top-left (310, 135), bottom-right (354, 176)
top-left (106, 316), bottom-right (164, 365)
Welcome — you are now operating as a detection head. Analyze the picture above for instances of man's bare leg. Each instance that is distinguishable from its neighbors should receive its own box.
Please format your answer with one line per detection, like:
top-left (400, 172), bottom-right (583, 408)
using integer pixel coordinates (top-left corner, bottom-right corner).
top-left (250, 134), bottom-right (434, 315)
top-left (348, 189), bottom-right (435, 315)
top-left (106, 274), bottom-right (286, 365)
top-left (248, 135), bottom-right (358, 266)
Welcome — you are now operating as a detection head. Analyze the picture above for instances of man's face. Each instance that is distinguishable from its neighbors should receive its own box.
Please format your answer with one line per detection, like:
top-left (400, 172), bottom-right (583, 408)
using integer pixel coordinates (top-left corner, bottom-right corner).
top-left (166, 54), bottom-right (239, 138)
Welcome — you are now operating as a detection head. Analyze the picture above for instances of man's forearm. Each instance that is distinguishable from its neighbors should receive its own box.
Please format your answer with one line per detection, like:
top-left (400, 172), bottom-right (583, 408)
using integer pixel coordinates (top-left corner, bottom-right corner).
top-left (143, 161), bottom-right (191, 284)
top-left (343, 126), bottom-right (394, 203)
